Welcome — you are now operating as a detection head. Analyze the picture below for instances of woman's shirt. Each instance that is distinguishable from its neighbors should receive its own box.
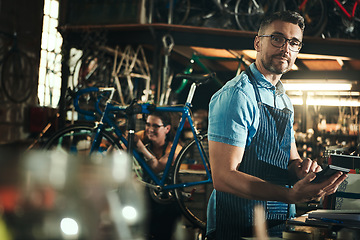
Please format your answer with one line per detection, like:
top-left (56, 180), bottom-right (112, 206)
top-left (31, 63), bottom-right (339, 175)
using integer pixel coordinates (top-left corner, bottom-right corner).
top-left (136, 130), bottom-right (182, 159)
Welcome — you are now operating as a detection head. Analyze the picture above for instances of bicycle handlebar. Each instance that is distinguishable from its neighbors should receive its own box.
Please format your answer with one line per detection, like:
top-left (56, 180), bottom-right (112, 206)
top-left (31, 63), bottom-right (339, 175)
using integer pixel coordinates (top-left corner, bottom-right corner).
top-left (74, 87), bottom-right (99, 118)
top-left (74, 87), bottom-right (116, 118)
top-left (74, 87), bottom-right (157, 119)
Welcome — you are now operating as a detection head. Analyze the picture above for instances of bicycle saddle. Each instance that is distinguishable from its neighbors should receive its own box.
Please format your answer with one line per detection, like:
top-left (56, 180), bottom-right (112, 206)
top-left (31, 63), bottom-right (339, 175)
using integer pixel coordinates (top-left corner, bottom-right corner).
top-left (174, 72), bottom-right (216, 86)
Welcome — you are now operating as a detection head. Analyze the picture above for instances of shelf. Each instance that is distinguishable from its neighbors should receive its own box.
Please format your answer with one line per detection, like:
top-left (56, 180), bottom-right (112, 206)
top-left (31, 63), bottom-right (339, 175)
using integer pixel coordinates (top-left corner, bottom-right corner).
top-left (59, 23), bottom-right (360, 59)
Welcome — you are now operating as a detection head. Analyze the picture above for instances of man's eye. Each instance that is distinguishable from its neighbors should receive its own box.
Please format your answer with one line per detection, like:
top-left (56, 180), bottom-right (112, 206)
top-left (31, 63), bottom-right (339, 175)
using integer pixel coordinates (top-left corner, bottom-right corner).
top-left (272, 36), bottom-right (282, 42)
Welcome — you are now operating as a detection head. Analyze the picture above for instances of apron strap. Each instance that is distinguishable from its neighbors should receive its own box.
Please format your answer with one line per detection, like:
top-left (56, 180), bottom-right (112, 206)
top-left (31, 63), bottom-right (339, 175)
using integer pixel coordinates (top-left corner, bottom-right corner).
top-left (245, 67), bottom-right (262, 103)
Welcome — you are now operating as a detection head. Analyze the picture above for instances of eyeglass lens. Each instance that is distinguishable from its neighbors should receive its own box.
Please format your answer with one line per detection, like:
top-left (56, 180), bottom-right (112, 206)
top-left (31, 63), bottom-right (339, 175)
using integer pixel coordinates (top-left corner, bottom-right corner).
top-left (271, 35), bottom-right (302, 51)
top-left (145, 123), bottom-right (164, 129)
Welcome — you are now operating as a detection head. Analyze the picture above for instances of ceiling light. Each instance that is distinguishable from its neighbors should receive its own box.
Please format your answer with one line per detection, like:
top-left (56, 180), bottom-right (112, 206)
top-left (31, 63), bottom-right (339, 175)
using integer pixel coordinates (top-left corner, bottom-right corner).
top-left (290, 96), bottom-right (360, 106)
top-left (284, 83), bottom-right (352, 91)
top-left (282, 80), bottom-right (353, 91)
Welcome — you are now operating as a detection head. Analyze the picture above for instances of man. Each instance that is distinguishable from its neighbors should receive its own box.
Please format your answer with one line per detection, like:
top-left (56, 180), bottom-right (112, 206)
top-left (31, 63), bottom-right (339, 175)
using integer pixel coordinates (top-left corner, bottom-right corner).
top-left (206, 10), bottom-right (347, 239)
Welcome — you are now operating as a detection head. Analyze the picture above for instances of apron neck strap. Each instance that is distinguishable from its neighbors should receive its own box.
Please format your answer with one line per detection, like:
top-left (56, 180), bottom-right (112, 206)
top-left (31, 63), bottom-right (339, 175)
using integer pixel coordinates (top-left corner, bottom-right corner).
top-left (245, 67), bottom-right (262, 103)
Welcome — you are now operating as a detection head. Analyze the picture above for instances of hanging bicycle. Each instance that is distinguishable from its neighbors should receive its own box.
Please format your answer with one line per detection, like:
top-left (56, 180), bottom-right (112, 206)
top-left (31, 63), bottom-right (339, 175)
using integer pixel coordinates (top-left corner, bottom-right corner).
top-left (0, 31), bottom-right (35, 103)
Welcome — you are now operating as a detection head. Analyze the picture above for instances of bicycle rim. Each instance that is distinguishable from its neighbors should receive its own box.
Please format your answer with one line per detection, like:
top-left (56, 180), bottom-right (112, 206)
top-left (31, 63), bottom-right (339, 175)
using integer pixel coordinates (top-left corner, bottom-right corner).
top-left (152, 0), bottom-right (191, 25)
top-left (43, 124), bottom-right (147, 181)
top-left (235, 0), bottom-right (271, 31)
top-left (1, 49), bottom-right (34, 103)
top-left (298, 0), bottom-right (327, 36)
top-left (43, 124), bottom-right (123, 158)
top-left (173, 134), bottom-right (213, 229)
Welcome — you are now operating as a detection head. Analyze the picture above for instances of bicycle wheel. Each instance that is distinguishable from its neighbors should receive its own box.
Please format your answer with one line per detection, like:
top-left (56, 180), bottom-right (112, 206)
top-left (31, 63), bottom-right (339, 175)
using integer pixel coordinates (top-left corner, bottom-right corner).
top-left (151, 0), bottom-right (191, 25)
top-left (0, 33), bottom-right (11, 63)
top-left (234, 0), bottom-right (272, 31)
top-left (43, 124), bottom-right (123, 158)
top-left (297, 0), bottom-right (327, 37)
top-left (173, 134), bottom-right (213, 229)
top-left (1, 48), bottom-right (35, 103)
top-left (77, 54), bottom-right (113, 88)
top-left (234, 0), bottom-right (303, 32)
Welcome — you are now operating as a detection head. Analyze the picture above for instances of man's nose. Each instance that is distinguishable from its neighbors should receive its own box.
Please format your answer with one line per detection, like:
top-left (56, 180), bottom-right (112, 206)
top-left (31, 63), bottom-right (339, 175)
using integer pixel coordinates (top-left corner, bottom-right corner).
top-left (280, 40), bottom-right (291, 52)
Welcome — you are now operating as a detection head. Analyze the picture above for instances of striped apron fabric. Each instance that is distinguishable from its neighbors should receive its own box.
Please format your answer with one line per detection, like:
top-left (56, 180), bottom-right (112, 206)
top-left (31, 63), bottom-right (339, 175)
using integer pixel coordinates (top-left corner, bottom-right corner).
top-left (215, 68), bottom-right (292, 239)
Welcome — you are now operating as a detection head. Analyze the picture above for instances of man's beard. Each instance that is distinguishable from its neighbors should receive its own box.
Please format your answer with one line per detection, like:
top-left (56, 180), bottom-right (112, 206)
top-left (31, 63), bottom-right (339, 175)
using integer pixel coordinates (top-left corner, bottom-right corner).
top-left (262, 54), bottom-right (291, 74)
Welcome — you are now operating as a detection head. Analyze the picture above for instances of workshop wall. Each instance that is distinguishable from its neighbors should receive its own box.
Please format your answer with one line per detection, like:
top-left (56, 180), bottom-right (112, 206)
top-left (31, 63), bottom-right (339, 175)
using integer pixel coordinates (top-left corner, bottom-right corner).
top-left (0, 0), bottom-right (43, 143)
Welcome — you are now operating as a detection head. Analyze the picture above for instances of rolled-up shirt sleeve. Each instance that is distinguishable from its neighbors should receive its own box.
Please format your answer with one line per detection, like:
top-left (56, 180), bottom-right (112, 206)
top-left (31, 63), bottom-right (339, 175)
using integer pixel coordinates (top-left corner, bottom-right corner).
top-left (208, 83), bottom-right (257, 148)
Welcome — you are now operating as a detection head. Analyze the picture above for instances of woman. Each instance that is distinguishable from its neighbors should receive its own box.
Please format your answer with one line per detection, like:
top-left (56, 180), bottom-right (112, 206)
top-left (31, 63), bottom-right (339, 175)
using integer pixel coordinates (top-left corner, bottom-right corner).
top-left (135, 111), bottom-right (182, 173)
top-left (135, 112), bottom-right (183, 240)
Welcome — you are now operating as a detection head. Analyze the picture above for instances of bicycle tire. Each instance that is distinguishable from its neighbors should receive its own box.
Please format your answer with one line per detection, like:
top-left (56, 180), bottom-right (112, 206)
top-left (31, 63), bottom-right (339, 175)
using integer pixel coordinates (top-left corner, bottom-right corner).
top-left (234, 0), bottom-right (273, 31)
top-left (1, 48), bottom-right (35, 103)
top-left (43, 123), bottom-right (123, 156)
top-left (42, 123), bottom-right (151, 179)
top-left (234, 0), bottom-right (319, 35)
top-left (297, 0), bottom-right (327, 37)
top-left (173, 134), bottom-right (213, 229)
top-left (151, 0), bottom-right (191, 25)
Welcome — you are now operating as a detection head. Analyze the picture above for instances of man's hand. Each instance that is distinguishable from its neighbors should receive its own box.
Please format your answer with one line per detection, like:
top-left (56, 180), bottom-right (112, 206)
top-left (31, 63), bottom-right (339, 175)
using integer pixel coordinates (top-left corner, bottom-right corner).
top-left (288, 170), bottom-right (347, 203)
top-left (289, 158), bottom-right (322, 180)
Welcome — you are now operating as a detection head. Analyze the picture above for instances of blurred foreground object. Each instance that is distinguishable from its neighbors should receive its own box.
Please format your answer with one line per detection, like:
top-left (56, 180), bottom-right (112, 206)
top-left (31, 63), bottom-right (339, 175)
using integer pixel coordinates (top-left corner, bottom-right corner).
top-left (14, 149), bottom-right (145, 240)
top-left (253, 205), bottom-right (269, 240)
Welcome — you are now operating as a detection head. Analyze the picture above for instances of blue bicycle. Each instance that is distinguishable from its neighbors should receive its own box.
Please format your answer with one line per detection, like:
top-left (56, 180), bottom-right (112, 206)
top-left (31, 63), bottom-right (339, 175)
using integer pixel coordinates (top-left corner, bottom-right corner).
top-left (43, 73), bottom-right (214, 229)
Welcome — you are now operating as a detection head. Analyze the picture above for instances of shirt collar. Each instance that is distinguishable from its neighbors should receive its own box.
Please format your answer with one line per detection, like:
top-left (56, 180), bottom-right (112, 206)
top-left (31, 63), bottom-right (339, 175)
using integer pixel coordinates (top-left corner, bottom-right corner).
top-left (249, 63), bottom-right (286, 95)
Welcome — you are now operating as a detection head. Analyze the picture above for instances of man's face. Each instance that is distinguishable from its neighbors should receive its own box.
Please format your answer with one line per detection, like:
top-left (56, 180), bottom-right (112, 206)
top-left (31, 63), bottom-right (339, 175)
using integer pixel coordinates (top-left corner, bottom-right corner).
top-left (255, 20), bottom-right (303, 75)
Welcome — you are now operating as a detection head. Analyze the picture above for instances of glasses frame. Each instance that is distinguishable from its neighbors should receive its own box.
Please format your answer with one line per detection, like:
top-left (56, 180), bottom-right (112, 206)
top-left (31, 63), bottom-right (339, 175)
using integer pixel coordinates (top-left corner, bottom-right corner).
top-left (258, 34), bottom-right (303, 52)
top-left (145, 122), bottom-right (165, 130)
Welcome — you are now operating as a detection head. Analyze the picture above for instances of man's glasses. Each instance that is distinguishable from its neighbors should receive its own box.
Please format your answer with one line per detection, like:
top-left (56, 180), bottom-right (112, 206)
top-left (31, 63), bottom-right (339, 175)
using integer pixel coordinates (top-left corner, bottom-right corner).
top-left (258, 34), bottom-right (303, 52)
top-left (145, 122), bottom-right (164, 130)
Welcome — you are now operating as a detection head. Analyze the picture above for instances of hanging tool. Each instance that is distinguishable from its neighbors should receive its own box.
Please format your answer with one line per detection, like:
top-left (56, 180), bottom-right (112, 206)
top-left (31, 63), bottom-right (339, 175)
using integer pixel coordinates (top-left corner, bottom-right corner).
top-left (160, 34), bottom-right (174, 105)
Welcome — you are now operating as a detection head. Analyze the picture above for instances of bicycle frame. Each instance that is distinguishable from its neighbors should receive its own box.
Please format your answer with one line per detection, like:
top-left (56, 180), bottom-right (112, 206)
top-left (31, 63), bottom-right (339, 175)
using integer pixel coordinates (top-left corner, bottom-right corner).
top-left (74, 87), bottom-right (212, 191)
top-left (299, 0), bottom-right (360, 21)
top-left (333, 0), bottom-right (359, 20)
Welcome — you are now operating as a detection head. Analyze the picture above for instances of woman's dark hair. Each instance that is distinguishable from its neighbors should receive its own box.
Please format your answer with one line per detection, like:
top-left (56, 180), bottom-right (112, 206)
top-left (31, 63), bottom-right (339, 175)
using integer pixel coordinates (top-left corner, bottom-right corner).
top-left (150, 111), bottom-right (172, 127)
top-left (258, 10), bottom-right (305, 34)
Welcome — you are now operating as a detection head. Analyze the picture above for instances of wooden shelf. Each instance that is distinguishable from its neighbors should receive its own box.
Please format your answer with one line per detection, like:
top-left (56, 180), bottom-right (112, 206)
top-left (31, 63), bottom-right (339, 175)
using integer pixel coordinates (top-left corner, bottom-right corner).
top-left (59, 23), bottom-right (360, 59)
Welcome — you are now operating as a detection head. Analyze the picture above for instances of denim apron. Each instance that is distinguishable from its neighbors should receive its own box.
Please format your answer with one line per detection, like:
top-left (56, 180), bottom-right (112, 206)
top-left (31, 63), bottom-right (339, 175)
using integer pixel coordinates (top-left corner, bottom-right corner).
top-left (215, 68), bottom-right (292, 239)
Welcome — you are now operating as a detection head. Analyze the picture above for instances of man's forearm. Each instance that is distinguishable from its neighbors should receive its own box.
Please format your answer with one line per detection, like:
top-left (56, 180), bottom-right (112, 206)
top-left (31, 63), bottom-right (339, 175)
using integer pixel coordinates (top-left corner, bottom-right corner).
top-left (213, 170), bottom-right (293, 204)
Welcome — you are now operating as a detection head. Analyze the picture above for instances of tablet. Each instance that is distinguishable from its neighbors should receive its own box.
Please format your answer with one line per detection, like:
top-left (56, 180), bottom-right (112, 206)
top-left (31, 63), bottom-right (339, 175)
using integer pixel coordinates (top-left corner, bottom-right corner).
top-left (312, 165), bottom-right (350, 183)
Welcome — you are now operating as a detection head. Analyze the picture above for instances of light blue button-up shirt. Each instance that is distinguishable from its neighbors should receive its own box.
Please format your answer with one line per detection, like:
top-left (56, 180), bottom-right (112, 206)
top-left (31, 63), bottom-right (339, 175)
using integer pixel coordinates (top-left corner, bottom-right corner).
top-left (208, 63), bottom-right (295, 147)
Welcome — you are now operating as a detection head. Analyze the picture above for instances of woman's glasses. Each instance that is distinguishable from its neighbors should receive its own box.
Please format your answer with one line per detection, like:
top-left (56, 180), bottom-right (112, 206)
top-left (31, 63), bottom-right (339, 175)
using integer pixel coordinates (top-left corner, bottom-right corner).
top-left (145, 123), bottom-right (164, 130)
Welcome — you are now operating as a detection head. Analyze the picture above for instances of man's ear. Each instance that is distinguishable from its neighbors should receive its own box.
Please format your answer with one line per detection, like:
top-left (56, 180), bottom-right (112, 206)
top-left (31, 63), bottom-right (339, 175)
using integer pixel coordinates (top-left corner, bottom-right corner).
top-left (254, 36), bottom-right (260, 52)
